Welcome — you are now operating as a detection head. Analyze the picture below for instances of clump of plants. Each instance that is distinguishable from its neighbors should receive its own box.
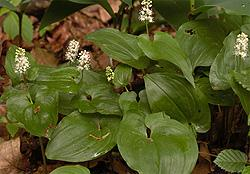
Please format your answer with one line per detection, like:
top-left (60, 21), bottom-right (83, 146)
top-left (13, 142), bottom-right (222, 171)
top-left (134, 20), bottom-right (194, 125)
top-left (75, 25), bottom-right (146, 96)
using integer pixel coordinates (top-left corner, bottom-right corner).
top-left (1, 0), bottom-right (250, 173)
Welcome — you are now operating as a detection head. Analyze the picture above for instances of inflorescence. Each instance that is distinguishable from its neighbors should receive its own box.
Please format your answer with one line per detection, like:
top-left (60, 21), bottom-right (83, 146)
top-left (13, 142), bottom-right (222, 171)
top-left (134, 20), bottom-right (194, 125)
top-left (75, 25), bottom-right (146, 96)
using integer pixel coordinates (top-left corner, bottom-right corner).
top-left (234, 32), bottom-right (249, 60)
top-left (138, 0), bottom-right (154, 23)
top-left (14, 47), bottom-right (30, 75)
top-left (105, 66), bottom-right (114, 82)
top-left (65, 39), bottom-right (91, 70)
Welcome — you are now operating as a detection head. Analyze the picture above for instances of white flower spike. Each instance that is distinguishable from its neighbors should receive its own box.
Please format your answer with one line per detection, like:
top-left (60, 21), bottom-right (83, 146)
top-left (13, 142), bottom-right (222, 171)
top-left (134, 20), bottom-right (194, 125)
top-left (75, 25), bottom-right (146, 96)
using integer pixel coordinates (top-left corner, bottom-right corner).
top-left (65, 39), bottom-right (80, 62)
top-left (105, 66), bottom-right (114, 82)
top-left (77, 50), bottom-right (91, 71)
top-left (139, 0), bottom-right (154, 23)
top-left (14, 47), bottom-right (30, 75)
top-left (234, 32), bottom-right (249, 60)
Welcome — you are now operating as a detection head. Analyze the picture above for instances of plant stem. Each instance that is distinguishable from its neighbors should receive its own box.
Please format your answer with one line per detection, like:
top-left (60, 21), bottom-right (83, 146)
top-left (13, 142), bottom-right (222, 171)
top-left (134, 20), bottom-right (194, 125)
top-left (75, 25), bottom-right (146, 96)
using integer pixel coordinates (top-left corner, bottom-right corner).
top-left (145, 21), bottom-right (149, 37)
top-left (17, 12), bottom-right (23, 47)
top-left (190, 0), bottom-right (195, 12)
top-left (39, 137), bottom-right (48, 174)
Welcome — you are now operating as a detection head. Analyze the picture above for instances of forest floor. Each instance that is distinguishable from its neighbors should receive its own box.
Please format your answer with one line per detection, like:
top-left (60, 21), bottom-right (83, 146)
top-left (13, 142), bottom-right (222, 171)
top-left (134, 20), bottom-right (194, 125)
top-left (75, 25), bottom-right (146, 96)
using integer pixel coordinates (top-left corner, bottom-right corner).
top-left (0, 0), bottom-right (248, 173)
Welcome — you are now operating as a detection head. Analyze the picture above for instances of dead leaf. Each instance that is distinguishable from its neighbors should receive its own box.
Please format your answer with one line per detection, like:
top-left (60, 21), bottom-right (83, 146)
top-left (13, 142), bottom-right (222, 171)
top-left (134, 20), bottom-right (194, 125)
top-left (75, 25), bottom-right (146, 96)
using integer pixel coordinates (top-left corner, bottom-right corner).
top-left (0, 138), bottom-right (29, 174)
top-left (31, 47), bottom-right (59, 66)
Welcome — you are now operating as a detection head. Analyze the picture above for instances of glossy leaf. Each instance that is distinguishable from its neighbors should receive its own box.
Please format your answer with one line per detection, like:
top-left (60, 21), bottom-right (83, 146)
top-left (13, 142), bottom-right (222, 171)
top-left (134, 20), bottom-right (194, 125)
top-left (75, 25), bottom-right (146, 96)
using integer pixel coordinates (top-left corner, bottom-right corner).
top-left (176, 19), bottom-right (226, 69)
top-left (40, 0), bottom-right (114, 30)
top-left (35, 66), bottom-right (80, 93)
top-left (73, 83), bottom-right (121, 116)
top-left (230, 74), bottom-right (250, 115)
top-left (209, 27), bottom-right (250, 90)
top-left (21, 14), bottom-right (33, 43)
top-left (6, 89), bottom-right (58, 136)
top-left (113, 64), bottom-right (132, 87)
top-left (144, 73), bottom-right (211, 133)
top-left (117, 112), bottom-right (198, 174)
top-left (0, 0), bottom-right (16, 11)
top-left (46, 112), bottom-right (120, 162)
top-left (196, 77), bottom-right (235, 106)
top-left (86, 28), bottom-right (150, 69)
top-left (50, 165), bottom-right (90, 174)
top-left (5, 45), bottom-right (39, 85)
top-left (204, 0), bottom-right (250, 16)
top-left (214, 149), bottom-right (247, 173)
top-left (153, 0), bottom-right (203, 28)
top-left (138, 32), bottom-right (194, 86)
top-left (6, 123), bottom-right (19, 137)
top-left (3, 11), bottom-right (19, 40)
top-left (122, 0), bottom-right (132, 6)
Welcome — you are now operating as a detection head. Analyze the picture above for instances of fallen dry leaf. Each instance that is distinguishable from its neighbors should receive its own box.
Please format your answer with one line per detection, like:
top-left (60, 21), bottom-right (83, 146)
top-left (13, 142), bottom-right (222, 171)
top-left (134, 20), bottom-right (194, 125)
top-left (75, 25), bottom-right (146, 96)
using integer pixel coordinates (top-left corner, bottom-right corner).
top-left (31, 47), bottom-right (59, 66)
top-left (0, 138), bottom-right (29, 174)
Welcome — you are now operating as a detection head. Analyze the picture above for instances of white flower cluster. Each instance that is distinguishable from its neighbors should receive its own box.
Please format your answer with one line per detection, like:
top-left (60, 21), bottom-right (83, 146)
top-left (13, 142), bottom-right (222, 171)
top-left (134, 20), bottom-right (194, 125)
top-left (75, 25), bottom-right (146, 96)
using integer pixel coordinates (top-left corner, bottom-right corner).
top-left (138, 0), bottom-right (154, 23)
top-left (77, 50), bottom-right (91, 71)
top-left (65, 39), bottom-right (91, 70)
top-left (105, 66), bottom-right (114, 82)
top-left (234, 32), bottom-right (249, 60)
top-left (14, 47), bottom-right (30, 74)
top-left (65, 39), bottom-right (80, 62)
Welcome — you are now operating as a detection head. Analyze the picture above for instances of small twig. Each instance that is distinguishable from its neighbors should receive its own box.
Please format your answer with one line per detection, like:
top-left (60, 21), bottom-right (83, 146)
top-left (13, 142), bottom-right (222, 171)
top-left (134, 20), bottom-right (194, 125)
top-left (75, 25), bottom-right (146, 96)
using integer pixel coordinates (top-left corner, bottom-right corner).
top-left (199, 151), bottom-right (217, 158)
top-left (39, 137), bottom-right (48, 174)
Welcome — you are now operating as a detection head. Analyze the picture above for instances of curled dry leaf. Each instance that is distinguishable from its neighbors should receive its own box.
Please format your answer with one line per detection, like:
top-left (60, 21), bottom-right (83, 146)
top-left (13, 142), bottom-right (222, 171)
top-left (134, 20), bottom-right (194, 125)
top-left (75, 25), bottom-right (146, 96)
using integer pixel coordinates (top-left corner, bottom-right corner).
top-left (0, 138), bottom-right (29, 174)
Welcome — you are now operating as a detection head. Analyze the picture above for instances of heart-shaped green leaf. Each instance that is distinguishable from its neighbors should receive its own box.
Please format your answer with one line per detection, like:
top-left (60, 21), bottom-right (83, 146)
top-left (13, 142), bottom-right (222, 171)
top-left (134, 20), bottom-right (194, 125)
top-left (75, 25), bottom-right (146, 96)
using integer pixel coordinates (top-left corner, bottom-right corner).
top-left (50, 165), bottom-right (90, 174)
top-left (6, 88), bottom-right (58, 136)
top-left (113, 64), bottom-right (132, 88)
top-left (138, 32), bottom-right (194, 86)
top-left (117, 111), bottom-right (198, 174)
top-left (86, 28), bottom-right (150, 69)
top-left (46, 112), bottom-right (120, 162)
top-left (145, 73), bottom-right (210, 133)
top-left (210, 25), bottom-right (250, 90)
top-left (3, 11), bottom-right (19, 40)
top-left (176, 19), bottom-right (226, 69)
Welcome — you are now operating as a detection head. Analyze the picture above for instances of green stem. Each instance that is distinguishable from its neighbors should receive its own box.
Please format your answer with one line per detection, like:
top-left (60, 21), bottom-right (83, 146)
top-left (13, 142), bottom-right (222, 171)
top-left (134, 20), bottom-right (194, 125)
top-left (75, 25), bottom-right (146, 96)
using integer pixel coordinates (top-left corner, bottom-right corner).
top-left (17, 12), bottom-right (23, 47)
top-left (190, 0), bottom-right (195, 12)
top-left (39, 137), bottom-right (48, 174)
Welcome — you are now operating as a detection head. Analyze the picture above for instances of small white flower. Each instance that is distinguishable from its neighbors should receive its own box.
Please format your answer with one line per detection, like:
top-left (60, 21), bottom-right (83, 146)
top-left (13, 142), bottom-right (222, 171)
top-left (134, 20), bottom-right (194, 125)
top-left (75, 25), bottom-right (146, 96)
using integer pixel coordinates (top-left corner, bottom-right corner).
top-left (14, 47), bottom-right (30, 74)
top-left (65, 39), bottom-right (80, 62)
top-left (234, 32), bottom-right (249, 60)
top-left (77, 50), bottom-right (91, 71)
top-left (139, 0), bottom-right (154, 23)
top-left (105, 66), bottom-right (114, 82)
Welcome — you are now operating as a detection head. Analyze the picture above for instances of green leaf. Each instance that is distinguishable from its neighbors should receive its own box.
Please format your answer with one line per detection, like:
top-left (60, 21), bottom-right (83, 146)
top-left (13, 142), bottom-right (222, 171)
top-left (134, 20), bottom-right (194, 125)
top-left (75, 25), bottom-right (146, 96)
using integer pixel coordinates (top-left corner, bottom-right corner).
top-left (46, 112), bottom-right (120, 162)
top-left (3, 11), bottom-right (19, 40)
top-left (40, 0), bottom-right (114, 30)
top-left (138, 32), bottom-right (194, 87)
top-left (50, 165), bottom-right (90, 174)
top-left (196, 77), bottom-right (235, 106)
top-left (204, 0), bottom-right (250, 16)
top-left (0, 0), bottom-right (16, 10)
top-left (230, 73), bottom-right (250, 115)
top-left (214, 149), bottom-right (247, 173)
top-left (86, 28), bottom-right (150, 69)
top-left (144, 73), bottom-right (211, 133)
top-left (113, 64), bottom-right (132, 87)
top-left (21, 14), bottom-right (33, 43)
top-left (6, 123), bottom-right (19, 137)
top-left (176, 19), bottom-right (226, 69)
top-left (209, 26), bottom-right (250, 90)
top-left (58, 93), bottom-right (76, 115)
top-left (5, 45), bottom-right (39, 85)
top-left (73, 84), bottom-right (121, 116)
top-left (6, 89), bottom-right (58, 136)
top-left (117, 112), bottom-right (198, 174)
top-left (242, 166), bottom-right (250, 174)
top-left (35, 66), bottom-right (80, 93)
top-left (233, 69), bottom-right (250, 91)
top-left (122, 0), bottom-right (132, 6)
